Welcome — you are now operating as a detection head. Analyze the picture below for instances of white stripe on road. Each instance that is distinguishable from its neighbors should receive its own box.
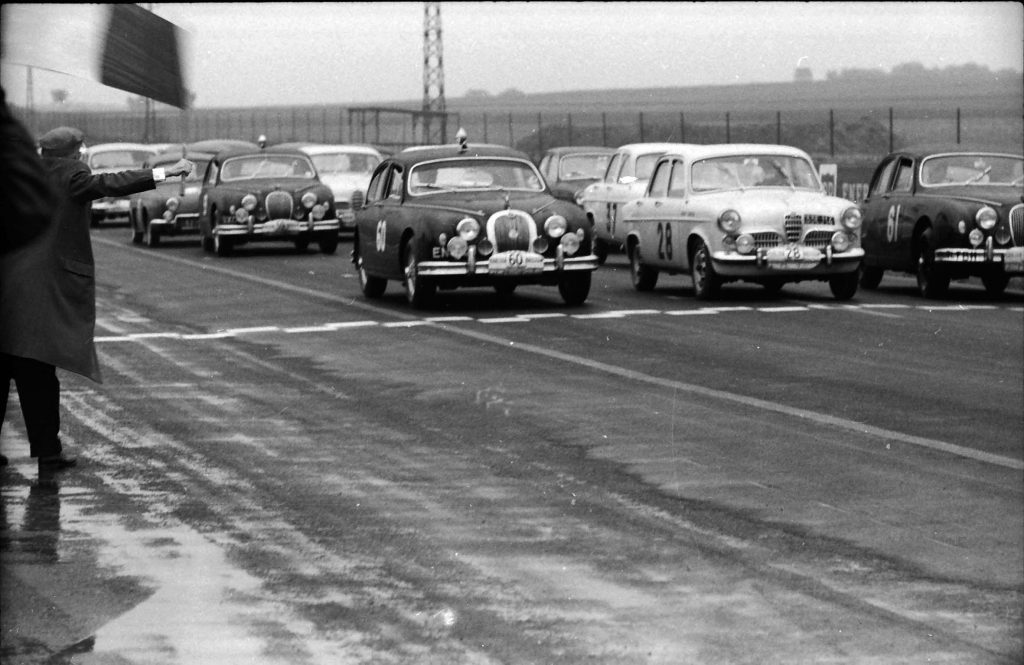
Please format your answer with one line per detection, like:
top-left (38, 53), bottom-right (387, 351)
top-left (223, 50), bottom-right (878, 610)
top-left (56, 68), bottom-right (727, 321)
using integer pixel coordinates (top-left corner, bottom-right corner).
top-left (92, 237), bottom-right (1024, 471)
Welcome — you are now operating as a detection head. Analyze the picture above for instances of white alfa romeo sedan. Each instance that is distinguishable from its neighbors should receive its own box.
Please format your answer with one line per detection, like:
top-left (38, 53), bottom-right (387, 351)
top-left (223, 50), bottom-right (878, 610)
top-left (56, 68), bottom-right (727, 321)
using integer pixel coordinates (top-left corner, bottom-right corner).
top-left (620, 144), bottom-right (864, 300)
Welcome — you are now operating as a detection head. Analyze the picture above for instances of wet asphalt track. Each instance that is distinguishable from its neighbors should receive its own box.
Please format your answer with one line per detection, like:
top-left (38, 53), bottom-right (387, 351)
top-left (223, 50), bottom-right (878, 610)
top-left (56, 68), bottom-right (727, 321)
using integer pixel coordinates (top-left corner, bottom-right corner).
top-left (2, 224), bottom-right (1022, 664)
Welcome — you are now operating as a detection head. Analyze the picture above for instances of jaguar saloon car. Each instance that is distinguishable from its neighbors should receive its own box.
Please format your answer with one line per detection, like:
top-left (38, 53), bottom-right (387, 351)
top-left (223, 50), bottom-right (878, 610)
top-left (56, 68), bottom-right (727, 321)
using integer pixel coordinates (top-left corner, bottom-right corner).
top-left (579, 143), bottom-right (692, 263)
top-left (274, 143), bottom-right (383, 232)
top-left (620, 144), bottom-right (864, 300)
top-left (85, 142), bottom-right (159, 226)
top-left (197, 146), bottom-right (339, 256)
top-left (352, 131), bottom-right (599, 308)
top-left (128, 140), bottom-right (257, 247)
top-left (537, 146), bottom-right (615, 205)
top-left (859, 146), bottom-right (1023, 297)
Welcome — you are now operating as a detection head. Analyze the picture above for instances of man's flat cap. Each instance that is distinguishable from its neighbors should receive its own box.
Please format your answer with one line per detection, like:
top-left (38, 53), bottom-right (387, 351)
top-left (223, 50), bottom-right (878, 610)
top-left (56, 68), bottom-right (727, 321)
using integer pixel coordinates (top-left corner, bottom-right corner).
top-left (38, 126), bottom-right (84, 153)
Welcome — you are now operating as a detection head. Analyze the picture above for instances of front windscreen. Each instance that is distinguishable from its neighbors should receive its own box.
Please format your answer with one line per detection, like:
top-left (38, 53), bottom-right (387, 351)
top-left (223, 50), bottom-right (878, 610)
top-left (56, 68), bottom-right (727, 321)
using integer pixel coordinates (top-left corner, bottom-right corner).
top-left (90, 149), bottom-right (154, 169)
top-left (559, 153), bottom-right (612, 180)
top-left (409, 158), bottom-right (544, 194)
top-left (920, 154), bottom-right (1024, 187)
top-left (310, 152), bottom-right (381, 175)
top-left (691, 154), bottom-right (820, 192)
top-left (220, 154), bottom-right (317, 181)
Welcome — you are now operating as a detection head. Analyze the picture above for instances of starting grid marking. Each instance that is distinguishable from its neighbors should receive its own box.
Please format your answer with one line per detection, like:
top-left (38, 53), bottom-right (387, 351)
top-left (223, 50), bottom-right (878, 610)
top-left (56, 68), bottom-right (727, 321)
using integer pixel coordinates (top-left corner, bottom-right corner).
top-left (94, 303), bottom-right (1023, 343)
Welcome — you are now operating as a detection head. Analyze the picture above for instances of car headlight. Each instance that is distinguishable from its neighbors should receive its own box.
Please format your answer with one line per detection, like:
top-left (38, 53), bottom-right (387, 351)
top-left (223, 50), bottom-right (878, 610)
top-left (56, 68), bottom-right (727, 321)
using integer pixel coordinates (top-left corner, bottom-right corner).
top-left (975, 206), bottom-right (997, 230)
top-left (544, 214), bottom-right (567, 238)
top-left (311, 204), bottom-right (326, 220)
top-left (456, 217), bottom-right (480, 241)
top-left (969, 228), bottom-right (984, 247)
top-left (446, 236), bottom-right (468, 259)
top-left (840, 207), bottom-right (862, 230)
top-left (234, 208), bottom-right (249, 223)
top-left (241, 194), bottom-right (257, 211)
top-left (560, 232), bottom-right (581, 255)
top-left (717, 209), bottom-right (741, 234)
top-left (831, 231), bottom-right (851, 252)
top-left (301, 192), bottom-right (318, 209)
top-left (165, 197), bottom-right (180, 212)
top-left (735, 233), bottom-right (755, 254)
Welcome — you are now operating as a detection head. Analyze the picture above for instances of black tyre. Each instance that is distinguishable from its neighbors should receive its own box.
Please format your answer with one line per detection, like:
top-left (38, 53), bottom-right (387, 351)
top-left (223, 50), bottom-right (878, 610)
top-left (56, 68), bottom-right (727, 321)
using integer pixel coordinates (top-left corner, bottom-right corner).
top-left (593, 238), bottom-right (609, 266)
top-left (294, 238), bottom-right (310, 253)
top-left (915, 229), bottom-right (949, 298)
top-left (143, 214), bottom-right (160, 248)
top-left (403, 242), bottom-right (435, 308)
top-left (860, 265), bottom-right (884, 289)
top-left (357, 255), bottom-right (387, 298)
top-left (982, 272), bottom-right (1010, 296)
top-left (558, 271), bottom-right (591, 306)
top-left (318, 235), bottom-right (339, 255)
top-left (493, 282), bottom-right (517, 297)
top-left (761, 279), bottom-right (784, 296)
top-left (214, 233), bottom-right (233, 257)
top-left (629, 244), bottom-right (658, 291)
top-left (691, 242), bottom-right (720, 300)
top-left (201, 233), bottom-right (214, 253)
top-left (829, 271), bottom-right (859, 301)
top-left (129, 210), bottom-right (143, 244)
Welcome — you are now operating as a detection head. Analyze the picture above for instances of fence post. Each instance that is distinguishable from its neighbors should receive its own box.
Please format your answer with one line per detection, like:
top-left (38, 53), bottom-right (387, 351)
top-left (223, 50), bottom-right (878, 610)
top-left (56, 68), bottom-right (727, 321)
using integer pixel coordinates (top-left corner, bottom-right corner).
top-left (602, 112), bottom-right (607, 146)
top-left (725, 112), bottom-right (730, 143)
top-left (829, 109), bottom-right (834, 156)
top-left (483, 113), bottom-right (488, 143)
top-left (680, 112), bottom-right (685, 143)
top-left (508, 112), bottom-right (514, 147)
top-left (776, 111), bottom-right (781, 144)
top-left (567, 113), bottom-right (572, 146)
top-left (888, 107), bottom-right (894, 153)
top-left (956, 107), bottom-right (961, 144)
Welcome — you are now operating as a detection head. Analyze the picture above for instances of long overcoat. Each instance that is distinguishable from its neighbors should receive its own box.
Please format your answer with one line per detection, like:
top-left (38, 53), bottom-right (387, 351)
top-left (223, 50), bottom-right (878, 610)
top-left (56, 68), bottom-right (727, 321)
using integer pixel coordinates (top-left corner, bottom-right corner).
top-left (0, 157), bottom-right (155, 382)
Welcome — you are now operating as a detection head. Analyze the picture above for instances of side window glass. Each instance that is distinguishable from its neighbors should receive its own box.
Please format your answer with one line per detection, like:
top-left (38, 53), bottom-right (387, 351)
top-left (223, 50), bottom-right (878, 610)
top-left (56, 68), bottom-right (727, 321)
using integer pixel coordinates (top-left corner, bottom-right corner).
top-left (604, 153), bottom-right (622, 183)
top-left (539, 156), bottom-right (552, 180)
top-left (668, 160), bottom-right (688, 198)
top-left (387, 167), bottom-right (404, 199)
top-left (366, 170), bottom-right (386, 203)
top-left (893, 159), bottom-right (914, 192)
top-left (619, 155), bottom-right (635, 180)
top-left (868, 159), bottom-right (897, 197)
top-left (648, 161), bottom-right (671, 197)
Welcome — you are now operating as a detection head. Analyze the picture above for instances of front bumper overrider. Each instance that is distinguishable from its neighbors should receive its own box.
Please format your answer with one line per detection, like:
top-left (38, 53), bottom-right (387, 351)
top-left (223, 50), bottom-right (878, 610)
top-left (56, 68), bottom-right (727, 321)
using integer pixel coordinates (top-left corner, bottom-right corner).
top-left (213, 218), bottom-right (340, 238)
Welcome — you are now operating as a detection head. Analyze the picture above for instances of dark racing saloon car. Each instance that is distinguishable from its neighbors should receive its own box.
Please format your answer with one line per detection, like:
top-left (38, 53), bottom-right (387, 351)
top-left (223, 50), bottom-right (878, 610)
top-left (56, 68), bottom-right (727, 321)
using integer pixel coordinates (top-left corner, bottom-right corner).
top-left (859, 147), bottom-right (1023, 297)
top-left (352, 133), bottom-right (599, 308)
top-left (197, 147), bottom-right (339, 256)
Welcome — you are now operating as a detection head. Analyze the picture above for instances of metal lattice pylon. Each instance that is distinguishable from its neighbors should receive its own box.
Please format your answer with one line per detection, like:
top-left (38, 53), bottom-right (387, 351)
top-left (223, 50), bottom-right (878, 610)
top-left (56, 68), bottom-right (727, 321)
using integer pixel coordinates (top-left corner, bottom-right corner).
top-left (422, 1), bottom-right (446, 144)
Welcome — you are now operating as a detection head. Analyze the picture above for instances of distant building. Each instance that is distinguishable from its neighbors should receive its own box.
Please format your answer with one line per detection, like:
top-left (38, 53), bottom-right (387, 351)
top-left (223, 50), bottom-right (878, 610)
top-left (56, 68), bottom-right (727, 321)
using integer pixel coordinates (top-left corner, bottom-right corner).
top-left (794, 66), bottom-right (813, 83)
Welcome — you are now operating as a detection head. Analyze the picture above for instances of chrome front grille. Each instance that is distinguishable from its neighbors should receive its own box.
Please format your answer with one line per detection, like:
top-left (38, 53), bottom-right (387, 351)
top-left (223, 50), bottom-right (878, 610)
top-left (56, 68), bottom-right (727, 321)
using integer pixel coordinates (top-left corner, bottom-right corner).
top-left (1010, 204), bottom-right (1024, 246)
top-left (265, 191), bottom-right (293, 219)
top-left (490, 211), bottom-right (534, 252)
top-left (802, 230), bottom-right (833, 248)
top-left (784, 214), bottom-right (802, 243)
top-left (751, 232), bottom-right (781, 248)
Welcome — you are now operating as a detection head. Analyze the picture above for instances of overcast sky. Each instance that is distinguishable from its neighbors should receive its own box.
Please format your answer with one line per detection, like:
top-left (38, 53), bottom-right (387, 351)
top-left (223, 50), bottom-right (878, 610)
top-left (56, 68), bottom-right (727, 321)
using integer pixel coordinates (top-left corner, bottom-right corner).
top-left (2, 2), bottom-right (1022, 109)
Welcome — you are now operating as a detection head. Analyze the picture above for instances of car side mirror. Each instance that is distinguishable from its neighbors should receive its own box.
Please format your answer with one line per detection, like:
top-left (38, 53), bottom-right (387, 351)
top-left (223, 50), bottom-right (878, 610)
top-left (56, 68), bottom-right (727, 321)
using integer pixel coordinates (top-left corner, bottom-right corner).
top-left (351, 189), bottom-right (365, 211)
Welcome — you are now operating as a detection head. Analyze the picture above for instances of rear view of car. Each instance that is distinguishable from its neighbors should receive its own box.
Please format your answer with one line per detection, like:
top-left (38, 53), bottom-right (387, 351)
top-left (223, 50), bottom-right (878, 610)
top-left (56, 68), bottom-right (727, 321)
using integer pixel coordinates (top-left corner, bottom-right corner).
top-left (86, 143), bottom-right (159, 226)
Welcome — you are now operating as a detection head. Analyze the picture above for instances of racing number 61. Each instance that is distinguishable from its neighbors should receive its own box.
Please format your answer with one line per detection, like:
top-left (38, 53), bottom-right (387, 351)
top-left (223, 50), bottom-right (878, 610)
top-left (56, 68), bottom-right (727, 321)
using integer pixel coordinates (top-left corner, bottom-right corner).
top-left (886, 204), bottom-right (901, 244)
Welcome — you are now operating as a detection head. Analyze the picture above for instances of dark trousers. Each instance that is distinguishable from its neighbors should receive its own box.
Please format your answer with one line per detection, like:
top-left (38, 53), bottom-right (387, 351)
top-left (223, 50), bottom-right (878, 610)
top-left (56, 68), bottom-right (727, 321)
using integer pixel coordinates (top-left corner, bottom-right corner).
top-left (0, 353), bottom-right (62, 458)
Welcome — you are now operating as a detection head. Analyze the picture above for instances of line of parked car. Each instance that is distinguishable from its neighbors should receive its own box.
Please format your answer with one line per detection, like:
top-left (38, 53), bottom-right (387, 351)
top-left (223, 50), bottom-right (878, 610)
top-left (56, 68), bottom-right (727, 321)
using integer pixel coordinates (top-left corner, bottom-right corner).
top-left (98, 133), bottom-right (1022, 308)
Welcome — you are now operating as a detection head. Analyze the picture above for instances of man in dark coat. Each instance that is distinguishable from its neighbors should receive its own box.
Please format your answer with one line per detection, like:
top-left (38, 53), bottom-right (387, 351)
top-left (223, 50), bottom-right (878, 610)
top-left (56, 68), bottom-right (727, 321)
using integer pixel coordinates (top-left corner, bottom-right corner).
top-left (0, 122), bottom-right (193, 474)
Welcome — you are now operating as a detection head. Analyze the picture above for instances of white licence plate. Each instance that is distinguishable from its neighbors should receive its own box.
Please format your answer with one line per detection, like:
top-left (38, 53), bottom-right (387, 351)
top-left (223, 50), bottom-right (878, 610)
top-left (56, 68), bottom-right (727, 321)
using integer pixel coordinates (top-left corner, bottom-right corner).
top-left (488, 251), bottom-right (544, 275)
top-left (765, 245), bottom-right (822, 269)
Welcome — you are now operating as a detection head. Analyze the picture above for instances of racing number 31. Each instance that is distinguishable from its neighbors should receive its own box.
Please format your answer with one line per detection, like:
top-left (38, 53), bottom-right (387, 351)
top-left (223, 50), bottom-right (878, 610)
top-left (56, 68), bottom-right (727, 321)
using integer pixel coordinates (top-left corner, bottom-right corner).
top-left (657, 222), bottom-right (673, 260)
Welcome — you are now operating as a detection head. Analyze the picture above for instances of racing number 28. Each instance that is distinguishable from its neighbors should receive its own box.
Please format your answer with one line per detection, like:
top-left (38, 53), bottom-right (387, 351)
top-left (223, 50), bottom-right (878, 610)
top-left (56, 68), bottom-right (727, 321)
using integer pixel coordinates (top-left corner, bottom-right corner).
top-left (657, 222), bottom-right (673, 260)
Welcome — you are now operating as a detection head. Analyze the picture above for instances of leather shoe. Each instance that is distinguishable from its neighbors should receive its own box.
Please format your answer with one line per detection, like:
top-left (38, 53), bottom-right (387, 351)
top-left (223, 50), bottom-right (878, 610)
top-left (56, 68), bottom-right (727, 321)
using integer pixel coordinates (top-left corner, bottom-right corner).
top-left (38, 453), bottom-right (77, 472)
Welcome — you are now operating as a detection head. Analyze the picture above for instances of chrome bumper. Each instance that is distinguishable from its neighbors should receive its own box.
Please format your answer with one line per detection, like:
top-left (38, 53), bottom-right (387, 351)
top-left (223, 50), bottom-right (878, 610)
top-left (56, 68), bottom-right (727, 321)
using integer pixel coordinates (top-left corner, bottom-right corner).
top-left (214, 218), bottom-right (340, 237)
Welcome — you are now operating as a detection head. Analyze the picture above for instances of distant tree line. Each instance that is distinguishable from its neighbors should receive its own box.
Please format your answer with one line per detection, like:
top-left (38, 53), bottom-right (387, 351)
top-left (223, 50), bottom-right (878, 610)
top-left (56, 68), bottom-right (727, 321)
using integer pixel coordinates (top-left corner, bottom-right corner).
top-left (825, 61), bottom-right (1019, 84)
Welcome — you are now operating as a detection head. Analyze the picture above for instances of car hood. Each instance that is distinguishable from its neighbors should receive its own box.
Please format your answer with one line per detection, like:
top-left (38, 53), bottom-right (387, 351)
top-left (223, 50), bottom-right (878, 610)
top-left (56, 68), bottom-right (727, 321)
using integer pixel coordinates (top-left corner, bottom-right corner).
top-left (918, 185), bottom-right (1024, 208)
top-left (694, 188), bottom-right (853, 216)
top-left (319, 173), bottom-right (371, 200)
top-left (407, 190), bottom-right (575, 218)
